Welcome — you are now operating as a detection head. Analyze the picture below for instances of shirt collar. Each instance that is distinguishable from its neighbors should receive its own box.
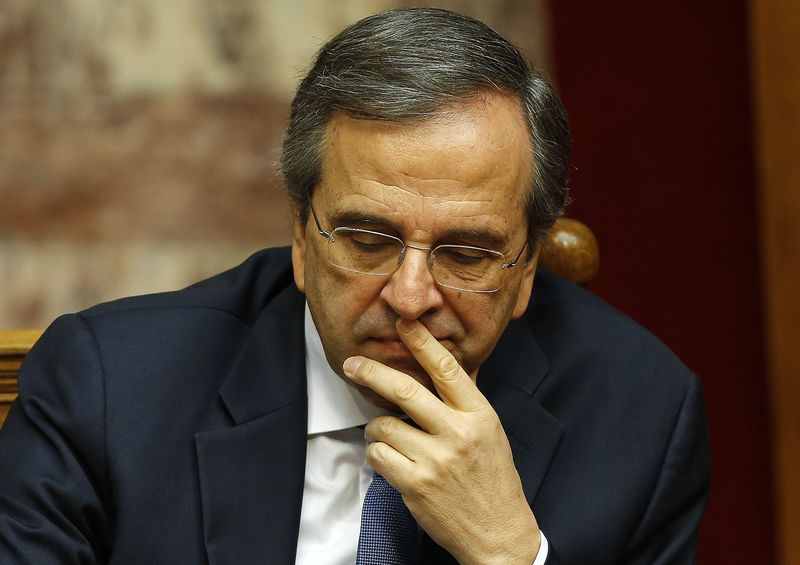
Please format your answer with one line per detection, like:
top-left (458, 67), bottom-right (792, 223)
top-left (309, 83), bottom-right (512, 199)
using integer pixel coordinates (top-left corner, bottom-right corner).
top-left (304, 303), bottom-right (393, 435)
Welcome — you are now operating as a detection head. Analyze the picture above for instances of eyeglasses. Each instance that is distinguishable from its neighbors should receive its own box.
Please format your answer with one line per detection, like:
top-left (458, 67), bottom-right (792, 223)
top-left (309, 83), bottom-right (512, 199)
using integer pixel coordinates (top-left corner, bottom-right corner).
top-left (310, 205), bottom-right (528, 293)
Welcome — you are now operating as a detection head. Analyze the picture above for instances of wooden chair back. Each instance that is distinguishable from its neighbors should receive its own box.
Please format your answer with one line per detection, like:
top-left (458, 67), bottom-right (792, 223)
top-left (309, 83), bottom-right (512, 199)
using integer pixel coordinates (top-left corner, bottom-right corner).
top-left (0, 330), bottom-right (42, 424)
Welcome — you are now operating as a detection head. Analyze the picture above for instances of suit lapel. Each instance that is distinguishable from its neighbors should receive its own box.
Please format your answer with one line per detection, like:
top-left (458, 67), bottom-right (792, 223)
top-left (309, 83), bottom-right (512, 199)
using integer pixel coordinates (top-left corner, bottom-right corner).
top-left (479, 316), bottom-right (563, 507)
top-left (195, 285), bottom-right (308, 565)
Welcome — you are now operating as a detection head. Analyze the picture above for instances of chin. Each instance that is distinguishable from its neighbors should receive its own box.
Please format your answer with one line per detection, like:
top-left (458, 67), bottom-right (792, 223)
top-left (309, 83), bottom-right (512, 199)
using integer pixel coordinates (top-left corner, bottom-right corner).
top-left (380, 357), bottom-right (436, 389)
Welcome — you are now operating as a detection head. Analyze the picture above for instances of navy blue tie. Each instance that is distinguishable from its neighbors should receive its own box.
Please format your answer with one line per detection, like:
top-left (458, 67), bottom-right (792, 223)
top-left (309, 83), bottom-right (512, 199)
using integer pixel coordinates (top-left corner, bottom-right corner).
top-left (356, 472), bottom-right (419, 565)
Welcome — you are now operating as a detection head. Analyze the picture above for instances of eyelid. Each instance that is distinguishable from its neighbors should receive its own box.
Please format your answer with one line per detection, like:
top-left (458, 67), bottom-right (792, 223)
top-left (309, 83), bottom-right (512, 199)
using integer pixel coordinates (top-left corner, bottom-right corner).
top-left (435, 236), bottom-right (506, 253)
top-left (346, 223), bottom-right (401, 239)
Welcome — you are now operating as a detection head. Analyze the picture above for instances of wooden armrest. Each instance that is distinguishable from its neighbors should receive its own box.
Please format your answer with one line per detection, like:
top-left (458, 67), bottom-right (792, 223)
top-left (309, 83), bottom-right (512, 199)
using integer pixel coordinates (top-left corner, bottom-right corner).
top-left (540, 217), bottom-right (600, 286)
top-left (0, 329), bottom-right (43, 425)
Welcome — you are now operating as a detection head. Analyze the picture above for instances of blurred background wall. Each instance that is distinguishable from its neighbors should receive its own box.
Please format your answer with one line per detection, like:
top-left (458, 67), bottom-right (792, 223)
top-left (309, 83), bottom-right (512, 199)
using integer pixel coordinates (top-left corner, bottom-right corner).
top-left (0, 0), bottom-right (549, 328)
top-left (2, 1), bottom-right (797, 564)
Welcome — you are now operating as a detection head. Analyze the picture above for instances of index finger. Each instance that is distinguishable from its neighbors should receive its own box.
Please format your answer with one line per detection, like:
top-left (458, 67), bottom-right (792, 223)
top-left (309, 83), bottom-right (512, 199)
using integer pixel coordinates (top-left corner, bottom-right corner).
top-left (396, 318), bottom-right (486, 412)
top-left (343, 355), bottom-right (450, 434)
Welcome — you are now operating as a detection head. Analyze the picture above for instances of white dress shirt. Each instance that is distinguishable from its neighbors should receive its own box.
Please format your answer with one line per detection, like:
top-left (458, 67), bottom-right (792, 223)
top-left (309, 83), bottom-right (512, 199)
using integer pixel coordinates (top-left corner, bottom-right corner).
top-left (295, 304), bottom-right (548, 564)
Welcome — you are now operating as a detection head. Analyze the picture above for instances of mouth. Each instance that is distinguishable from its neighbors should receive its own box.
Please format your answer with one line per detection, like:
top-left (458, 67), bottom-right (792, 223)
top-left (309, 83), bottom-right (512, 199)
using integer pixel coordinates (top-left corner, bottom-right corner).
top-left (364, 335), bottom-right (454, 357)
top-left (357, 334), bottom-right (458, 398)
top-left (365, 337), bottom-right (412, 357)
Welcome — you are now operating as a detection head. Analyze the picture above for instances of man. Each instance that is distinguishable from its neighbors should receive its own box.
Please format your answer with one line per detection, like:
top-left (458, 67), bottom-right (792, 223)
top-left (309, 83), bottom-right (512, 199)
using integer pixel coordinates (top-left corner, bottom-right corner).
top-left (0, 8), bottom-right (709, 565)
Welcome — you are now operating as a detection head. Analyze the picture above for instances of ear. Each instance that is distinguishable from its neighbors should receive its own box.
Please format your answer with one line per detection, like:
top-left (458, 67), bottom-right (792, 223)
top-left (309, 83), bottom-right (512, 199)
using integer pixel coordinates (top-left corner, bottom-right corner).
top-left (511, 244), bottom-right (539, 320)
top-left (290, 207), bottom-right (307, 294)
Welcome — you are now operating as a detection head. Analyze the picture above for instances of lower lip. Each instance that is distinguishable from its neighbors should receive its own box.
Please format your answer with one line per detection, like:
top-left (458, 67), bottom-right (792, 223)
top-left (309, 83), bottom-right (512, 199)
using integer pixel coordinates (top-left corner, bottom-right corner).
top-left (366, 337), bottom-right (453, 356)
top-left (368, 339), bottom-right (411, 356)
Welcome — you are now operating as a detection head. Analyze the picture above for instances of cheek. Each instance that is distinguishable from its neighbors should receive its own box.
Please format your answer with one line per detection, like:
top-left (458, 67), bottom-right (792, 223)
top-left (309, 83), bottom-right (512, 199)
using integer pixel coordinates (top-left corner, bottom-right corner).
top-left (455, 293), bottom-right (506, 329)
top-left (307, 265), bottom-right (380, 325)
top-left (305, 242), bottom-right (344, 300)
top-left (451, 294), bottom-right (515, 355)
top-left (303, 250), bottom-right (337, 325)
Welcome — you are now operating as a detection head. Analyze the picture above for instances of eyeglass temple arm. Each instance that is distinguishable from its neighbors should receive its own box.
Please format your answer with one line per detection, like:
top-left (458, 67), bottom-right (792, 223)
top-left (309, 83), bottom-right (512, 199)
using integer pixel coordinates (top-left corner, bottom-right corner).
top-left (504, 240), bottom-right (530, 269)
top-left (309, 204), bottom-right (332, 238)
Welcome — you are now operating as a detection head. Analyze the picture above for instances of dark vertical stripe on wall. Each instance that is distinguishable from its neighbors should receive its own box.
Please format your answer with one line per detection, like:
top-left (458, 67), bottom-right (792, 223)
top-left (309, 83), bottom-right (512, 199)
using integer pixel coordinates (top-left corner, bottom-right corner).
top-left (548, 2), bottom-right (775, 563)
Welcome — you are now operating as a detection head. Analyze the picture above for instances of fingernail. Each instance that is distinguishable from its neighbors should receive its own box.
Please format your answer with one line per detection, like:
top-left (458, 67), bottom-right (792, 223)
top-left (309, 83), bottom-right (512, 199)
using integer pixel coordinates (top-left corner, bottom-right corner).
top-left (343, 357), bottom-right (362, 377)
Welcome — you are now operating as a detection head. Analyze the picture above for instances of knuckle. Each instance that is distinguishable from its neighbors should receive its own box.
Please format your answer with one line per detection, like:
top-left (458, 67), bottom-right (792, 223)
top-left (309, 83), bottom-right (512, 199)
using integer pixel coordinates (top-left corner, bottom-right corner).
top-left (366, 441), bottom-right (386, 465)
top-left (432, 448), bottom-right (457, 472)
top-left (451, 427), bottom-right (479, 455)
top-left (410, 329), bottom-right (433, 350)
top-left (436, 354), bottom-right (462, 380)
top-left (395, 378), bottom-right (420, 402)
top-left (415, 465), bottom-right (438, 492)
top-left (377, 416), bottom-right (397, 437)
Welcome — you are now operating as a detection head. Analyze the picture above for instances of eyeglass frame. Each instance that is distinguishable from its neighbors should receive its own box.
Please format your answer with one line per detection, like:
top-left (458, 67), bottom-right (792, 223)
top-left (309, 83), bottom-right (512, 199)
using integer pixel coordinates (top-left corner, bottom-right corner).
top-left (308, 204), bottom-right (529, 293)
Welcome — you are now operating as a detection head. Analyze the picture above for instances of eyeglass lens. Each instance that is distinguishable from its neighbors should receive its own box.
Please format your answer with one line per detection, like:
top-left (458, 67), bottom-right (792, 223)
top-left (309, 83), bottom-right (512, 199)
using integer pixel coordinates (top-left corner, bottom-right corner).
top-left (327, 228), bottom-right (505, 292)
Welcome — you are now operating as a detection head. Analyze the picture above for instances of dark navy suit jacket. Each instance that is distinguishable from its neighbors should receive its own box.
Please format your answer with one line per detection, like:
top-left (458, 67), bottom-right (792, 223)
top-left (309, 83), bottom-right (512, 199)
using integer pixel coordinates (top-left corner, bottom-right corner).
top-left (0, 247), bottom-right (709, 564)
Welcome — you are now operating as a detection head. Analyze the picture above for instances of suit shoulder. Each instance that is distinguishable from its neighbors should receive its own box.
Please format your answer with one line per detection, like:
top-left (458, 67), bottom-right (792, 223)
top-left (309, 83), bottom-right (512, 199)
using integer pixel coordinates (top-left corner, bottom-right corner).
top-left (528, 269), bottom-right (692, 384)
top-left (22, 247), bottom-right (300, 431)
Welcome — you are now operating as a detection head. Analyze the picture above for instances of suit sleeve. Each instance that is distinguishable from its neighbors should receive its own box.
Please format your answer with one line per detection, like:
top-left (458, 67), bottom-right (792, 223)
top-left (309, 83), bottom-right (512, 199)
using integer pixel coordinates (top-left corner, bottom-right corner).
top-left (622, 373), bottom-right (711, 564)
top-left (0, 314), bottom-right (113, 564)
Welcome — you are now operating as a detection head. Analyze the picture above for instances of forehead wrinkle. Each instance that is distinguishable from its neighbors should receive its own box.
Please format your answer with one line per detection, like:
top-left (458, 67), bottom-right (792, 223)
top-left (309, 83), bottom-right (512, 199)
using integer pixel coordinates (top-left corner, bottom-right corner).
top-left (323, 106), bottom-right (530, 197)
top-left (341, 178), bottom-right (519, 223)
top-left (329, 110), bottom-right (529, 189)
top-left (353, 167), bottom-right (513, 207)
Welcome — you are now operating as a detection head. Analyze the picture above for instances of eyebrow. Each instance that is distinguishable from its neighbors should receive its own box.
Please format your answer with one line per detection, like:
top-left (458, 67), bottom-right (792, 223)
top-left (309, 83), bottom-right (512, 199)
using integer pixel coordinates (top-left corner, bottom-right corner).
top-left (445, 228), bottom-right (506, 248)
top-left (328, 210), bottom-right (394, 229)
top-left (327, 209), bottom-right (508, 248)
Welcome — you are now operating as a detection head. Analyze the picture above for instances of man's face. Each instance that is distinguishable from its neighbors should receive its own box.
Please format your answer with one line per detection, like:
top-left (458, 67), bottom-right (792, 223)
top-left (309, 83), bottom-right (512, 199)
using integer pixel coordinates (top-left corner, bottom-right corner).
top-left (291, 93), bottom-right (538, 408)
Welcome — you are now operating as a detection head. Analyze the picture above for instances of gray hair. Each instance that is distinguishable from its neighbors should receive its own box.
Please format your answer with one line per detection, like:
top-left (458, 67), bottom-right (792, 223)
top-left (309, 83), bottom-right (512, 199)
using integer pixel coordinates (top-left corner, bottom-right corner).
top-left (280, 7), bottom-right (570, 246)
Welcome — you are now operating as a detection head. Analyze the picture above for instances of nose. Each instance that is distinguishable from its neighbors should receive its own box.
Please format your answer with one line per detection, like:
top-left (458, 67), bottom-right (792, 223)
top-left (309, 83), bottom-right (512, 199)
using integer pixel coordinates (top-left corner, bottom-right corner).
top-left (379, 246), bottom-right (444, 320)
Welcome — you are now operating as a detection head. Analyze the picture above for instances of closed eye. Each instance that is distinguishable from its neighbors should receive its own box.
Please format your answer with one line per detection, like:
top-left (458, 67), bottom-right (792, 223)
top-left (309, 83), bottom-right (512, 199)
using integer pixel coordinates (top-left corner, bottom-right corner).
top-left (336, 228), bottom-right (400, 253)
top-left (436, 246), bottom-right (495, 265)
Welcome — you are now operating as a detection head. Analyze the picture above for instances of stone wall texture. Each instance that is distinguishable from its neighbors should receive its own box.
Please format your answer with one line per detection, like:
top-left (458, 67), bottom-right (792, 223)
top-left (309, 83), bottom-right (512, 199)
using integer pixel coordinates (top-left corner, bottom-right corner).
top-left (1, 0), bottom-right (550, 328)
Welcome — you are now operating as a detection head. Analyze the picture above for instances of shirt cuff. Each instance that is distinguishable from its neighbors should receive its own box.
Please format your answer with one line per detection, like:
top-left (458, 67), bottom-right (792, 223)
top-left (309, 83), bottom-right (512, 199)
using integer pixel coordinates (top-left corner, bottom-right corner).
top-left (531, 531), bottom-right (549, 565)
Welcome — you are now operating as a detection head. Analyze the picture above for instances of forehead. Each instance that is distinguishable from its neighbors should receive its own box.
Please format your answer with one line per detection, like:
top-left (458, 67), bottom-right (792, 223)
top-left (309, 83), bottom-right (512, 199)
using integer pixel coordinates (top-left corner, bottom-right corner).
top-left (317, 93), bottom-right (532, 239)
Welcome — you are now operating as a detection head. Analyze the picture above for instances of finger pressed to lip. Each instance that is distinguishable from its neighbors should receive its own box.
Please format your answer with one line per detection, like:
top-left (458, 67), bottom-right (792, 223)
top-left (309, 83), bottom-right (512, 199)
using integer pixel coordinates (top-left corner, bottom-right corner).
top-left (345, 319), bottom-right (484, 415)
top-left (396, 318), bottom-right (432, 350)
top-left (397, 319), bottom-right (465, 381)
top-left (343, 355), bottom-right (448, 432)
top-left (394, 319), bottom-right (483, 411)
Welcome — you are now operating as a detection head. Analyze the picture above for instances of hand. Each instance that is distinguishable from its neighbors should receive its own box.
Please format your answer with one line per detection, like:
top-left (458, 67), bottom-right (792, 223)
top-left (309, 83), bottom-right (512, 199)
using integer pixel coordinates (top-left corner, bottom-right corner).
top-left (343, 318), bottom-right (541, 565)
